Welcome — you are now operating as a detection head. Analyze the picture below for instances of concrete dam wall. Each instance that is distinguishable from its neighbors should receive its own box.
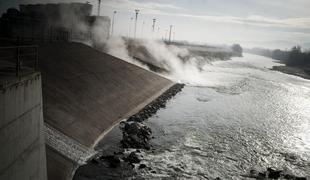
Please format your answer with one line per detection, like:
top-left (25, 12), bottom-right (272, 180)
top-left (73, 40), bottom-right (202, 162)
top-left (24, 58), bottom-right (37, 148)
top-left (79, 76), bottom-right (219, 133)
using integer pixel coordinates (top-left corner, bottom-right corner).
top-left (39, 42), bottom-right (174, 179)
top-left (0, 73), bottom-right (47, 180)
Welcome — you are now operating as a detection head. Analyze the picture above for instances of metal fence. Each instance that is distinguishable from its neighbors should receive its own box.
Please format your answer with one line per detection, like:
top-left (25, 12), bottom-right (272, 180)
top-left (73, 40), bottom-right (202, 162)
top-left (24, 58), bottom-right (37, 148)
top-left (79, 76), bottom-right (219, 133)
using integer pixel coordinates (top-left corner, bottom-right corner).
top-left (0, 45), bottom-right (38, 77)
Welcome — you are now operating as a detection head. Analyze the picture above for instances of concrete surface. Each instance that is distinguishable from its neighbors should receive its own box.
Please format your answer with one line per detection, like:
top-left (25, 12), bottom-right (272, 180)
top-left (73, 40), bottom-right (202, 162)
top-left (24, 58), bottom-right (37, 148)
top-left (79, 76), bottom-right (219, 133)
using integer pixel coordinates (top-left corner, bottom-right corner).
top-left (45, 123), bottom-right (96, 165)
top-left (39, 42), bottom-right (174, 148)
top-left (0, 72), bottom-right (47, 180)
top-left (46, 145), bottom-right (77, 180)
top-left (39, 42), bottom-right (174, 179)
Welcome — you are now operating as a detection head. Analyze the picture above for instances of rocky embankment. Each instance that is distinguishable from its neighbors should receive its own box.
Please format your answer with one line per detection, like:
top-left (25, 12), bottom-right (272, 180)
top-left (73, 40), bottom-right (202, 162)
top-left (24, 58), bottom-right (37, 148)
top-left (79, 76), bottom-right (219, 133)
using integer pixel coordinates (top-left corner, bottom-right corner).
top-left (73, 83), bottom-right (184, 179)
top-left (120, 83), bottom-right (185, 149)
top-left (107, 83), bottom-right (184, 164)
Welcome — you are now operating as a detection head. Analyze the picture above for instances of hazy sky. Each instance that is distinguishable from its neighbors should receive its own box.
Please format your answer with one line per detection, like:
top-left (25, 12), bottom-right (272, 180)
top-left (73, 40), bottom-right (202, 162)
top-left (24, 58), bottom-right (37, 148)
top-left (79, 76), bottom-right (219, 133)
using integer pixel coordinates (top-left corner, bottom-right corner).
top-left (1, 0), bottom-right (310, 49)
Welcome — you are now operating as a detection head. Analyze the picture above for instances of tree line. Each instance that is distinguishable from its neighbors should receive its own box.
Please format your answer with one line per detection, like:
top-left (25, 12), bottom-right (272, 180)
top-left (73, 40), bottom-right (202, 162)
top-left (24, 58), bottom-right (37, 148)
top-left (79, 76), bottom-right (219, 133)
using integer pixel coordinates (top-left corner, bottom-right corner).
top-left (246, 46), bottom-right (310, 67)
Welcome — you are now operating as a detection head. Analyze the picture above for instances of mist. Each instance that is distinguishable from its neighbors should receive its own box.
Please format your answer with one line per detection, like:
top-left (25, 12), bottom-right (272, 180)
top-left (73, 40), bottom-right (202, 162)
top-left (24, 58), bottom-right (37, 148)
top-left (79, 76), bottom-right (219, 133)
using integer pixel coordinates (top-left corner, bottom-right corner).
top-left (52, 3), bottom-right (242, 87)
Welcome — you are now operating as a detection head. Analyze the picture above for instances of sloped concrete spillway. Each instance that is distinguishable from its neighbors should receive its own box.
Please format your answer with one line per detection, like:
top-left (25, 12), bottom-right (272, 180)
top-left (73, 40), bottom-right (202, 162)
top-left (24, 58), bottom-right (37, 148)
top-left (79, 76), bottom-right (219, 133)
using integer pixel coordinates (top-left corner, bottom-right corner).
top-left (39, 42), bottom-right (174, 180)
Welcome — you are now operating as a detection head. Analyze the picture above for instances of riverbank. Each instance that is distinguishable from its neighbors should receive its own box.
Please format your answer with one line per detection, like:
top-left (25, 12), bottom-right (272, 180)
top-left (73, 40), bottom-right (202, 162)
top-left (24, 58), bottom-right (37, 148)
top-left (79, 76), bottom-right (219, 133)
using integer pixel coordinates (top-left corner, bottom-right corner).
top-left (271, 66), bottom-right (310, 80)
top-left (73, 83), bottom-right (185, 179)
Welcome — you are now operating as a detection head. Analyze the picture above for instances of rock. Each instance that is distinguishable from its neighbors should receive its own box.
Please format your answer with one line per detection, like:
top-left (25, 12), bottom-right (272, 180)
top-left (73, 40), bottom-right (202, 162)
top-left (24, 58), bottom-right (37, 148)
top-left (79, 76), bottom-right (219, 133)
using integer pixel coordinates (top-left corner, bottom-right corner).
top-left (113, 151), bottom-right (123, 155)
top-left (295, 177), bottom-right (307, 180)
top-left (284, 174), bottom-right (295, 179)
top-left (249, 169), bottom-right (259, 177)
top-left (124, 152), bottom-right (140, 164)
top-left (91, 158), bottom-right (100, 164)
top-left (120, 121), bottom-right (152, 149)
top-left (138, 164), bottom-right (147, 169)
top-left (100, 155), bottom-right (120, 168)
top-left (258, 172), bottom-right (266, 178)
top-left (252, 168), bottom-right (307, 180)
top-left (145, 144), bottom-right (151, 150)
top-left (123, 84), bottom-right (184, 124)
top-left (267, 167), bottom-right (282, 179)
top-left (119, 84), bottom-right (184, 152)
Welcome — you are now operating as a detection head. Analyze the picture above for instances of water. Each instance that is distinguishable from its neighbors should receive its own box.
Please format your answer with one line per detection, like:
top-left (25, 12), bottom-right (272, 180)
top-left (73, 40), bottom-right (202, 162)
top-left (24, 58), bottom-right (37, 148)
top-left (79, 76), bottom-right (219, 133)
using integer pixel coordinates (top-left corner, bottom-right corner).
top-left (133, 54), bottom-right (310, 179)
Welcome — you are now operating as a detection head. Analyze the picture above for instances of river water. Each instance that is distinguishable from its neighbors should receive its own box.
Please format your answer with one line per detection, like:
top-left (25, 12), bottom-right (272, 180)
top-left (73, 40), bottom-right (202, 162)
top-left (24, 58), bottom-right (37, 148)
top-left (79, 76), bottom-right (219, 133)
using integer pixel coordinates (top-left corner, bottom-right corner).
top-left (133, 53), bottom-right (310, 179)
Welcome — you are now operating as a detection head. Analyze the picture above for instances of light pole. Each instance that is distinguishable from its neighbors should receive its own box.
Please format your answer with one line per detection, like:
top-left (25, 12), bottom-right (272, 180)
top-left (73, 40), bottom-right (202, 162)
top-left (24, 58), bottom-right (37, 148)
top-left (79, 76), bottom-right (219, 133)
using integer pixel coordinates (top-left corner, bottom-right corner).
top-left (129, 17), bottom-right (133, 38)
top-left (97, 0), bottom-right (101, 16)
top-left (157, 27), bottom-right (160, 39)
top-left (168, 25), bottom-right (173, 43)
top-left (152, 19), bottom-right (156, 32)
top-left (141, 21), bottom-right (145, 39)
top-left (152, 18), bottom-right (156, 39)
top-left (111, 11), bottom-right (117, 36)
top-left (134, 9), bottom-right (140, 39)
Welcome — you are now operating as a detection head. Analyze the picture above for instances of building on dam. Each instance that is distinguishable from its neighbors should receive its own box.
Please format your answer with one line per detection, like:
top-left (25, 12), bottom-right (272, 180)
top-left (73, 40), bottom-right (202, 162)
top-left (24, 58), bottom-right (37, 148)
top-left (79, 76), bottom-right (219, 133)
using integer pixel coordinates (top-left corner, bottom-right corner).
top-left (0, 2), bottom-right (110, 44)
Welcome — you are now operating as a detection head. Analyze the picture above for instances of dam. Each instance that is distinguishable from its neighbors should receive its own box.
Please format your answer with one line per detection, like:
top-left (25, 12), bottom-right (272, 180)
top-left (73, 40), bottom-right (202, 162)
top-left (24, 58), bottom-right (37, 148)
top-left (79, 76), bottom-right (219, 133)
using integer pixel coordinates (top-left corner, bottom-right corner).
top-left (3, 1), bottom-right (309, 180)
top-left (0, 2), bottom-right (175, 180)
top-left (0, 72), bottom-right (47, 180)
top-left (1, 35), bottom-right (174, 179)
top-left (40, 42), bottom-right (174, 179)
top-left (0, 41), bottom-right (174, 180)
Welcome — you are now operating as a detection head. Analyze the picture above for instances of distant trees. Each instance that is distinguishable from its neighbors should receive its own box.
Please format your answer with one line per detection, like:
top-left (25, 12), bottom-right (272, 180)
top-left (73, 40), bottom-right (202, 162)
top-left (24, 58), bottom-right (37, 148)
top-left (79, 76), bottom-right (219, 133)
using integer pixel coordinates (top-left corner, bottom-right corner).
top-left (287, 46), bottom-right (303, 66)
top-left (245, 47), bottom-right (272, 57)
top-left (271, 49), bottom-right (289, 61)
top-left (231, 44), bottom-right (243, 57)
top-left (281, 46), bottom-right (310, 66)
top-left (246, 46), bottom-right (310, 67)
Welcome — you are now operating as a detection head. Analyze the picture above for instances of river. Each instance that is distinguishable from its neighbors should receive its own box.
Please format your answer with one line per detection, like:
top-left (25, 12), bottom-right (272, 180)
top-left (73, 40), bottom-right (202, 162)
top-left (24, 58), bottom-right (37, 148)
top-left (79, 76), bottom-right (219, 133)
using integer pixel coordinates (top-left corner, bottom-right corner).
top-left (133, 53), bottom-right (310, 179)
top-left (75, 53), bottom-right (310, 179)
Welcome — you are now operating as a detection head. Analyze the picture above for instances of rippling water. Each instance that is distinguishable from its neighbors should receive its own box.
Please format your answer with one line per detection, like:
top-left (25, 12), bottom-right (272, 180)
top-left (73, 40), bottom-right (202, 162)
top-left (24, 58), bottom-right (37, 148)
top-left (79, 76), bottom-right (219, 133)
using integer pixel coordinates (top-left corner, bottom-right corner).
top-left (134, 54), bottom-right (310, 179)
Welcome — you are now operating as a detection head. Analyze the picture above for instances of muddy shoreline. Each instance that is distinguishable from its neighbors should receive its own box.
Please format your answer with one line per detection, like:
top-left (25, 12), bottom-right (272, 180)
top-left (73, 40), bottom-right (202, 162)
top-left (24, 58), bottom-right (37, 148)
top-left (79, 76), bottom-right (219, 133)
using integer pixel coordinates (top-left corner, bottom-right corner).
top-left (73, 83), bottom-right (185, 180)
top-left (272, 66), bottom-right (310, 80)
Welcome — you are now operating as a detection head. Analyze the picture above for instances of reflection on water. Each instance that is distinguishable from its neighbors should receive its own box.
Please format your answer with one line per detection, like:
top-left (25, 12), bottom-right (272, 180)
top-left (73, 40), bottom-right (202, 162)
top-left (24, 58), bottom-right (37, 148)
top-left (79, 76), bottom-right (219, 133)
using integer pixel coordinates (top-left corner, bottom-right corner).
top-left (135, 54), bottom-right (310, 179)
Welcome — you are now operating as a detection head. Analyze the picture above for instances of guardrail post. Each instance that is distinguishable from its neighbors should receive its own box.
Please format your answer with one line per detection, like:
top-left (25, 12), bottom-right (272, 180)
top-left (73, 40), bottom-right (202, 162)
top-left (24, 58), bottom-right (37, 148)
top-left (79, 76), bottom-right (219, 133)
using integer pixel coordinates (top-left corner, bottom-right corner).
top-left (35, 46), bottom-right (38, 71)
top-left (1, 45), bottom-right (38, 77)
top-left (50, 27), bottom-right (53, 42)
top-left (16, 47), bottom-right (20, 77)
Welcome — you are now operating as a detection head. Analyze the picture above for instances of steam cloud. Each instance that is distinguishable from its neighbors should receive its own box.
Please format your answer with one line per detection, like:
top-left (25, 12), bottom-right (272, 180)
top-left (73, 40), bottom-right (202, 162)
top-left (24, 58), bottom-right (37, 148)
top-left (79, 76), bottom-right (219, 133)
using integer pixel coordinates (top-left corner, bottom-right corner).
top-left (103, 37), bottom-right (211, 85)
top-left (61, 6), bottom-right (231, 86)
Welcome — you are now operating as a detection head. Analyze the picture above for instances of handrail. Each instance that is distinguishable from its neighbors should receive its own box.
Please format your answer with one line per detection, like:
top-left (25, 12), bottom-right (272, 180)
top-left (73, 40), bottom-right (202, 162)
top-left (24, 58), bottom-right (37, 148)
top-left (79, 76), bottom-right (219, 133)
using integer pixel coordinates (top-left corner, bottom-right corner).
top-left (0, 45), bottom-right (38, 77)
top-left (0, 45), bottom-right (38, 49)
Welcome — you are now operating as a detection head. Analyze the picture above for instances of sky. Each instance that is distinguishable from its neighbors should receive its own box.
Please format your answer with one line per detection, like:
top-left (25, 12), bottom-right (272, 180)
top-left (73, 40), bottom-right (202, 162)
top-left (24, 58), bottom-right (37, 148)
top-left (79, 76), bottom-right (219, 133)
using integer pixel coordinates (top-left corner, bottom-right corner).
top-left (1, 0), bottom-right (310, 49)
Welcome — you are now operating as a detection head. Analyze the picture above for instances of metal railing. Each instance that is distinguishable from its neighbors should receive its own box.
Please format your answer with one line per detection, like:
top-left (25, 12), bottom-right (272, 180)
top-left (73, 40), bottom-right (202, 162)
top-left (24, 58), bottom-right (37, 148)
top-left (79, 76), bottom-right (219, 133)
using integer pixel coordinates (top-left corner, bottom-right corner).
top-left (0, 45), bottom-right (38, 77)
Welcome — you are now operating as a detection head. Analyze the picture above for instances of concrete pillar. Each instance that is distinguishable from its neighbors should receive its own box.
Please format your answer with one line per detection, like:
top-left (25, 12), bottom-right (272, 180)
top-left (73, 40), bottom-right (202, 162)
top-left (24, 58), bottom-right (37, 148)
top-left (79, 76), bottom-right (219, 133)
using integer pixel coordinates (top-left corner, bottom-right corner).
top-left (0, 73), bottom-right (47, 180)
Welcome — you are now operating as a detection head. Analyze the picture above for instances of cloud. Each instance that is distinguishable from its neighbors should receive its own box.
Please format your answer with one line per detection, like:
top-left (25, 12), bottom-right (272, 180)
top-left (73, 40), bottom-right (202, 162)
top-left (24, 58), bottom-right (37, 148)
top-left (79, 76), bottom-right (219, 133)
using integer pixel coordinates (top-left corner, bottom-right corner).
top-left (153, 12), bottom-right (310, 29)
top-left (241, 16), bottom-right (310, 29)
top-left (102, 0), bottom-right (310, 29)
top-left (103, 0), bottom-right (184, 13)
